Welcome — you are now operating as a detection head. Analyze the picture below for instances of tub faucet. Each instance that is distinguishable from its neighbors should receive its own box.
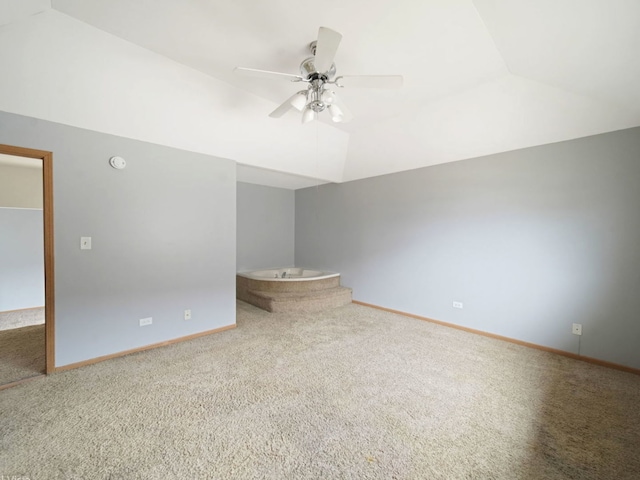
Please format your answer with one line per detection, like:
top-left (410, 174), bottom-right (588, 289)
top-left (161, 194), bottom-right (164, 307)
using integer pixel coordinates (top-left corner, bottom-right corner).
top-left (281, 271), bottom-right (287, 278)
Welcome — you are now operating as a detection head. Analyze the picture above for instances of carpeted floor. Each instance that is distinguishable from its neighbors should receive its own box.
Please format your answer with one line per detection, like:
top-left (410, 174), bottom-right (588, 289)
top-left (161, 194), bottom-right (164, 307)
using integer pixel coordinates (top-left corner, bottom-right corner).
top-left (1, 301), bottom-right (639, 479)
top-left (0, 307), bottom-right (45, 331)
top-left (0, 324), bottom-right (45, 386)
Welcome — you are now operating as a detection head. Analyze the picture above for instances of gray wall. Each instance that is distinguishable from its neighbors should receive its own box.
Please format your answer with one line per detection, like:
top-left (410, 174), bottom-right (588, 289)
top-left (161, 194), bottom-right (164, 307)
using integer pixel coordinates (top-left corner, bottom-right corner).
top-left (296, 127), bottom-right (640, 369)
top-left (237, 182), bottom-right (294, 272)
top-left (0, 111), bottom-right (236, 367)
top-left (0, 208), bottom-right (44, 311)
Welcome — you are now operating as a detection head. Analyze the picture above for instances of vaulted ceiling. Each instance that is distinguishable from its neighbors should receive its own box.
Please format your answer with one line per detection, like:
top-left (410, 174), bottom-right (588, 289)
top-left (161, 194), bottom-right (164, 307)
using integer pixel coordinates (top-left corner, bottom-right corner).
top-left (1, 0), bottom-right (639, 188)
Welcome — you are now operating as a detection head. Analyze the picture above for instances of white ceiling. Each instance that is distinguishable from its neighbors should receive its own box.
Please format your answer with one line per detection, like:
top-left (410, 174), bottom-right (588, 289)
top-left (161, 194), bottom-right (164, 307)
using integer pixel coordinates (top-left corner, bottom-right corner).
top-left (1, 0), bottom-right (639, 188)
top-left (50, 0), bottom-right (509, 134)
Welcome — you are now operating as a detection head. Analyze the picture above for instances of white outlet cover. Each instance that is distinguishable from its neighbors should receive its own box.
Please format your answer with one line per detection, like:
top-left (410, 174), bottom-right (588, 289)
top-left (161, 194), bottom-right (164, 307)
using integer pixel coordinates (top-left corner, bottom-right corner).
top-left (80, 237), bottom-right (92, 250)
top-left (139, 317), bottom-right (152, 326)
top-left (453, 301), bottom-right (464, 309)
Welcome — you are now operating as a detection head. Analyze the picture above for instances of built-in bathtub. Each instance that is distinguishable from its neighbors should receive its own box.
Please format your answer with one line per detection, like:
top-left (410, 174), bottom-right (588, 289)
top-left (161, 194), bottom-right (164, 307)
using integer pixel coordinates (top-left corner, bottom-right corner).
top-left (236, 267), bottom-right (351, 313)
top-left (238, 267), bottom-right (339, 282)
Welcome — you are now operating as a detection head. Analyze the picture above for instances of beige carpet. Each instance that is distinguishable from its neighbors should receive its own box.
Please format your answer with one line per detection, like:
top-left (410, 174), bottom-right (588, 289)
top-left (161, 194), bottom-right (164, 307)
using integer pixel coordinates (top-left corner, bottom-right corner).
top-left (0, 307), bottom-right (45, 331)
top-left (1, 301), bottom-right (639, 479)
top-left (0, 324), bottom-right (45, 386)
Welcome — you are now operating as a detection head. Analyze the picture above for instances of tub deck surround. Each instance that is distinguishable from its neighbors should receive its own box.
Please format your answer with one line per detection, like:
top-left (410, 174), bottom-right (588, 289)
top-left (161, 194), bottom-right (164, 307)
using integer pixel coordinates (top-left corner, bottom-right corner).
top-left (236, 268), bottom-right (352, 313)
top-left (239, 268), bottom-right (339, 282)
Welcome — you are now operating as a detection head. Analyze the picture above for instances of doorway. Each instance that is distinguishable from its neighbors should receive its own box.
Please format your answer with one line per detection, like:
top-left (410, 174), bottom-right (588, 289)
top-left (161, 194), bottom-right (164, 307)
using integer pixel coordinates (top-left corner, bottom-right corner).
top-left (0, 144), bottom-right (54, 389)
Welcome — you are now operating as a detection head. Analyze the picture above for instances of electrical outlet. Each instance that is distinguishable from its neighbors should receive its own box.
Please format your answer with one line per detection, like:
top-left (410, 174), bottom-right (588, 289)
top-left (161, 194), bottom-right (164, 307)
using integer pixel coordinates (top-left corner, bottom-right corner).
top-left (139, 317), bottom-right (152, 327)
top-left (453, 301), bottom-right (463, 309)
top-left (184, 309), bottom-right (191, 320)
top-left (572, 323), bottom-right (582, 336)
top-left (80, 237), bottom-right (92, 250)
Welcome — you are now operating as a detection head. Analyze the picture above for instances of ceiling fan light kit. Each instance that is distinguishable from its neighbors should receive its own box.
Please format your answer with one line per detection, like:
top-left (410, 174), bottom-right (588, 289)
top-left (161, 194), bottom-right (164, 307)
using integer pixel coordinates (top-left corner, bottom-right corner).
top-left (291, 92), bottom-right (308, 111)
top-left (302, 107), bottom-right (317, 124)
top-left (328, 104), bottom-right (343, 122)
top-left (234, 27), bottom-right (403, 124)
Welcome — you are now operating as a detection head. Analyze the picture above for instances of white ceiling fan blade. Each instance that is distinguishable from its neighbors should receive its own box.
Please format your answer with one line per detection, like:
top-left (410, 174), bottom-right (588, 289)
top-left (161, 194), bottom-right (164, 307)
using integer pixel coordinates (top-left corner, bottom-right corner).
top-left (268, 99), bottom-right (294, 119)
top-left (234, 67), bottom-right (303, 82)
top-left (314, 27), bottom-right (342, 73)
top-left (336, 75), bottom-right (403, 89)
top-left (269, 92), bottom-right (307, 118)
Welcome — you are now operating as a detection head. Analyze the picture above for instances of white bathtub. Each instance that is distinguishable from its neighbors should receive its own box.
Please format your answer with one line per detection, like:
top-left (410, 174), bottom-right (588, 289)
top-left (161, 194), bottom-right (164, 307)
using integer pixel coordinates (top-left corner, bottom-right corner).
top-left (238, 267), bottom-right (339, 282)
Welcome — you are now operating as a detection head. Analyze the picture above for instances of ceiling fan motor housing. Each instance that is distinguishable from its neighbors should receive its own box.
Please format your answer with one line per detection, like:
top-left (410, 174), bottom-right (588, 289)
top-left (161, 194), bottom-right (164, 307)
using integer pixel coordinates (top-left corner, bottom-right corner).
top-left (300, 57), bottom-right (336, 80)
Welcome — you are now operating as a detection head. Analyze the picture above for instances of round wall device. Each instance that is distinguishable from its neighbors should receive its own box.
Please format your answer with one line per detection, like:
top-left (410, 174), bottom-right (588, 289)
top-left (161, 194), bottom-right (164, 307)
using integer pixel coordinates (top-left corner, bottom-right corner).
top-left (109, 156), bottom-right (126, 169)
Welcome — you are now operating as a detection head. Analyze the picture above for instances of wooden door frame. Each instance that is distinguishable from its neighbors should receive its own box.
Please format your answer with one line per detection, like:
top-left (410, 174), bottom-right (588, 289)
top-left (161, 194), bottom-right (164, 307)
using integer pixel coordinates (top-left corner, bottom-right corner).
top-left (0, 144), bottom-right (55, 374)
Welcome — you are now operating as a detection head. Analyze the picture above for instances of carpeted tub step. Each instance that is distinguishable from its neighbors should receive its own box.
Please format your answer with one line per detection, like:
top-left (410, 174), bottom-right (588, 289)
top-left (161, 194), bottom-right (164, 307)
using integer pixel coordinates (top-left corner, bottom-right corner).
top-left (246, 286), bottom-right (352, 313)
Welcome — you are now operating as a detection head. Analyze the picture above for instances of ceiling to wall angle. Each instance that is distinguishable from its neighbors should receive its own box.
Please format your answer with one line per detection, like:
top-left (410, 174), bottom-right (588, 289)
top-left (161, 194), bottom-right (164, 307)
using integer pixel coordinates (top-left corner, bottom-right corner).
top-left (3, 0), bottom-right (640, 188)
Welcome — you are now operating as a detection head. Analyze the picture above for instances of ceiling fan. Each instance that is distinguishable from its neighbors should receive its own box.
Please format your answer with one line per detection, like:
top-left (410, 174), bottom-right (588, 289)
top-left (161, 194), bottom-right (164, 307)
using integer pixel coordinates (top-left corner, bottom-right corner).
top-left (234, 27), bottom-right (403, 124)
